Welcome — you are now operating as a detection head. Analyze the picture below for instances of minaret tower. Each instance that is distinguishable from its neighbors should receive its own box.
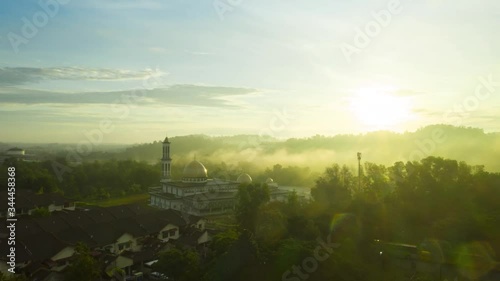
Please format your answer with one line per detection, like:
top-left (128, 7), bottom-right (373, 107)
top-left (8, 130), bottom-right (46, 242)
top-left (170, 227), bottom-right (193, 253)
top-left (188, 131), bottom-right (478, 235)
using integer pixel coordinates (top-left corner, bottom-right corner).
top-left (162, 136), bottom-right (172, 181)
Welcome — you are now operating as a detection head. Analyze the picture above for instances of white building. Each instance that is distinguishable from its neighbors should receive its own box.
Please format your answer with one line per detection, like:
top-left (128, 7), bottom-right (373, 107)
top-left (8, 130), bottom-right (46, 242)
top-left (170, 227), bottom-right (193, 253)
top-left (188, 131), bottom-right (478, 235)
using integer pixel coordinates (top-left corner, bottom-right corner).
top-left (149, 137), bottom-right (294, 215)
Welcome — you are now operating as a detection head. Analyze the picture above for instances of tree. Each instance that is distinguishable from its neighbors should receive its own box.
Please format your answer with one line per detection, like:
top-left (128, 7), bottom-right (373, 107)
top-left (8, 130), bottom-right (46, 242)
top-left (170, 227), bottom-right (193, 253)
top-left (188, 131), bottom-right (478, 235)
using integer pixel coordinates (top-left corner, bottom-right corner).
top-left (255, 202), bottom-right (288, 245)
top-left (152, 248), bottom-right (200, 281)
top-left (235, 183), bottom-right (270, 233)
top-left (311, 164), bottom-right (352, 213)
top-left (31, 207), bottom-right (51, 218)
top-left (64, 243), bottom-right (100, 281)
top-left (211, 229), bottom-right (240, 256)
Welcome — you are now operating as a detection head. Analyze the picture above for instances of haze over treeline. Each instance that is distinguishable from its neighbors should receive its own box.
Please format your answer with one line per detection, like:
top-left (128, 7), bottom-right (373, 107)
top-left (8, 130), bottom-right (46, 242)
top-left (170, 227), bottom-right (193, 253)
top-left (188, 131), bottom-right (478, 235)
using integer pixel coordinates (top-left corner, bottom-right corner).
top-left (2, 125), bottom-right (498, 189)
top-left (69, 125), bottom-right (500, 173)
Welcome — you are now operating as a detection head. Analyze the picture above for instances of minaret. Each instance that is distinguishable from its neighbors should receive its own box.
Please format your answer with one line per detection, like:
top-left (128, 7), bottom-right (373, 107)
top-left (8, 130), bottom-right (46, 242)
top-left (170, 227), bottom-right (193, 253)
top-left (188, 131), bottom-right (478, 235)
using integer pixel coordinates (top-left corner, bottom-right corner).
top-left (162, 136), bottom-right (172, 181)
top-left (357, 152), bottom-right (362, 192)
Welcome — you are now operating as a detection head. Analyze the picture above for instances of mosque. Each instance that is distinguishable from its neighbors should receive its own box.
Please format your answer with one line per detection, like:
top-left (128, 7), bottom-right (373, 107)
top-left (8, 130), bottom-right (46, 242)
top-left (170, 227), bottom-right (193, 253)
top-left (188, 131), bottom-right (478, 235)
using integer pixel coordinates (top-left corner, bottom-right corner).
top-left (149, 137), bottom-right (292, 216)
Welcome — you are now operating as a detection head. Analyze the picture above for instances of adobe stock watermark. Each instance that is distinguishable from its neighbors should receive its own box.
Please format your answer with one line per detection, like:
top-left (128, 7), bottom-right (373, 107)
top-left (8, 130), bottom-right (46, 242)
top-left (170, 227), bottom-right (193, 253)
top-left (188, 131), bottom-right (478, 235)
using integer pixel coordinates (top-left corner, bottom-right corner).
top-left (213, 0), bottom-right (243, 20)
top-left (339, 0), bottom-right (403, 64)
top-left (7, 0), bottom-right (70, 53)
top-left (51, 69), bottom-right (168, 182)
top-left (391, 73), bottom-right (499, 182)
top-left (282, 233), bottom-right (340, 281)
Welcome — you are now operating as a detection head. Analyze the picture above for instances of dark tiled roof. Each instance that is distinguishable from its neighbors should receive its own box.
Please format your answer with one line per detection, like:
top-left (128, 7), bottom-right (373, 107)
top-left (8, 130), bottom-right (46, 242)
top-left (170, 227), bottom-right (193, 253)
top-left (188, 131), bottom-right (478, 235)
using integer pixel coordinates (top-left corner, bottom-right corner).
top-left (19, 232), bottom-right (68, 262)
top-left (176, 228), bottom-right (205, 247)
top-left (176, 235), bottom-right (199, 247)
top-left (130, 204), bottom-right (157, 215)
top-left (106, 205), bottom-right (137, 219)
top-left (1, 204), bottom-right (201, 264)
top-left (121, 249), bottom-right (157, 263)
top-left (85, 208), bottom-right (116, 224)
top-left (154, 209), bottom-right (189, 227)
top-left (31, 269), bottom-right (64, 281)
top-left (82, 222), bottom-right (125, 246)
top-left (35, 216), bottom-right (72, 234)
top-left (111, 218), bottom-right (148, 238)
top-left (53, 226), bottom-right (97, 247)
top-left (16, 218), bottom-right (46, 239)
top-left (0, 190), bottom-right (73, 211)
top-left (55, 211), bottom-right (96, 228)
top-left (132, 214), bottom-right (166, 234)
top-left (16, 196), bottom-right (37, 210)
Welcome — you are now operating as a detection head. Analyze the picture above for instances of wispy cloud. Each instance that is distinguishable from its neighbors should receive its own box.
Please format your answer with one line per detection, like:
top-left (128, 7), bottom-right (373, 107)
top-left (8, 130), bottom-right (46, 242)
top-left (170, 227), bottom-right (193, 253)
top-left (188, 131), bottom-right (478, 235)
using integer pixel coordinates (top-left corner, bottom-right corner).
top-left (0, 67), bottom-right (160, 86)
top-left (0, 84), bottom-right (257, 108)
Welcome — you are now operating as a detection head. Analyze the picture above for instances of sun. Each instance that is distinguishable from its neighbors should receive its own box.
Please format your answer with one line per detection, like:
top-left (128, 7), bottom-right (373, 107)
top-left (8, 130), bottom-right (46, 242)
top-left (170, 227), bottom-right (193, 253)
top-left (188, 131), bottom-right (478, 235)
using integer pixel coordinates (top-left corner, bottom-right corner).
top-left (349, 88), bottom-right (413, 130)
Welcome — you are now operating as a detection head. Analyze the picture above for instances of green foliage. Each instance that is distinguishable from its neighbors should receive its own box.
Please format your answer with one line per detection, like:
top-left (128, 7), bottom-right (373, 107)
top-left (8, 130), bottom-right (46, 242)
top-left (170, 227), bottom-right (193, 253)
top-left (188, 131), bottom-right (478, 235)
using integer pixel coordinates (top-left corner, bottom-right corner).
top-left (205, 156), bottom-right (500, 281)
top-left (64, 243), bottom-right (100, 281)
top-left (255, 202), bottom-right (288, 245)
top-left (235, 183), bottom-right (270, 233)
top-left (31, 207), bottom-right (51, 218)
top-left (205, 230), bottom-right (261, 281)
top-left (311, 164), bottom-right (353, 213)
top-left (0, 272), bottom-right (28, 281)
top-left (0, 158), bottom-right (60, 194)
top-left (0, 158), bottom-right (160, 201)
top-left (262, 164), bottom-right (316, 186)
top-left (211, 229), bottom-right (240, 256)
top-left (152, 248), bottom-right (200, 281)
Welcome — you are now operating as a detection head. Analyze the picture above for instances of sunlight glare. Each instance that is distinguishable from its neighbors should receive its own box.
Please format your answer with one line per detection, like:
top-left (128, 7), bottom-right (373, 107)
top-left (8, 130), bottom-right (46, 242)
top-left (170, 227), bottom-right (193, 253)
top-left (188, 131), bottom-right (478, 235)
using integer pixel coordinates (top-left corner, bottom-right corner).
top-left (350, 88), bottom-right (413, 130)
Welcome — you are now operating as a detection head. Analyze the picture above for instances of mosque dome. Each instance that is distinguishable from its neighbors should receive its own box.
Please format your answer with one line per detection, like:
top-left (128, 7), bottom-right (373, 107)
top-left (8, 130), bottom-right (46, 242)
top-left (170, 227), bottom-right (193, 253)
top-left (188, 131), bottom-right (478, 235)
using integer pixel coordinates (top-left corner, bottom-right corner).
top-left (182, 160), bottom-right (208, 182)
top-left (265, 178), bottom-right (274, 184)
top-left (237, 173), bottom-right (253, 184)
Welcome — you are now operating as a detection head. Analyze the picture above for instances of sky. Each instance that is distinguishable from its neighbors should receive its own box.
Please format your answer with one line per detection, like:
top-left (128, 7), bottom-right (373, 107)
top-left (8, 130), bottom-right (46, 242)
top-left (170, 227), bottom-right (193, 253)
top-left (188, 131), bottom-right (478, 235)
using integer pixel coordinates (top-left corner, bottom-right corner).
top-left (0, 0), bottom-right (499, 144)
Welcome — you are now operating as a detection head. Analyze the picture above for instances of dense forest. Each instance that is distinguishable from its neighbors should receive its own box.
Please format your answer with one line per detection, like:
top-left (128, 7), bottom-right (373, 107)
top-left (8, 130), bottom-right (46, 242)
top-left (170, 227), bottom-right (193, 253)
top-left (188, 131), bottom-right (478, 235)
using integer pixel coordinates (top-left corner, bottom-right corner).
top-left (0, 158), bottom-right (160, 200)
top-left (2, 154), bottom-right (499, 280)
top-left (1, 125), bottom-right (499, 280)
top-left (2, 125), bottom-right (499, 190)
top-left (150, 156), bottom-right (500, 281)
top-left (0, 157), bottom-right (318, 200)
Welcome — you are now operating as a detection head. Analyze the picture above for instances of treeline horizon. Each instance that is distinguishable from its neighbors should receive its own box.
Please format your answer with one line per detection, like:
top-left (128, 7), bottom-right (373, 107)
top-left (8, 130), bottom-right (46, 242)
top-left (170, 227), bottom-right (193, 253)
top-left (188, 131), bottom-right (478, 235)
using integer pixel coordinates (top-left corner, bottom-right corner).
top-left (1, 124), bottom-right (499, 198)
top-left (60, 124), bottom-right (499, 172)
top-left (2, 125), bottom-right (499, 174)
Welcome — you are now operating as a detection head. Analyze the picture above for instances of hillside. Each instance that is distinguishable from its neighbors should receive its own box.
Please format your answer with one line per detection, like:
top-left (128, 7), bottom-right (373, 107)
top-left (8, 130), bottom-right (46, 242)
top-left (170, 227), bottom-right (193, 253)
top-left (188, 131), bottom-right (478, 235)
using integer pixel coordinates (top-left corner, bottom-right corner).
top-left (84, 125), bottom-right (500, 173)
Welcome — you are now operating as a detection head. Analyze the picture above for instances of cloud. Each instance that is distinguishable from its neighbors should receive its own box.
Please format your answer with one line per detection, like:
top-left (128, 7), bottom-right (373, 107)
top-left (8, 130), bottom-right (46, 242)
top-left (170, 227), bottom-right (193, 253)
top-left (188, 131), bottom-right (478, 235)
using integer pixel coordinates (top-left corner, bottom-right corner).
top-left (0, 84), bottom-right (257, 108)
top-left (0, 67), bottom-right (161, 86)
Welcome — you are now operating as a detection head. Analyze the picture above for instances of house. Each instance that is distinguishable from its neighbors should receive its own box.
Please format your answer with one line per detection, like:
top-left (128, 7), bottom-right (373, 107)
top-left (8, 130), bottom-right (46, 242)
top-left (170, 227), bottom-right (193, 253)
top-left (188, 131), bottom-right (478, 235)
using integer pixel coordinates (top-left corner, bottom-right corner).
top-left (0, 204), bottom-right (207, 277)
top-left (0, 191), bottom-right (75, 218)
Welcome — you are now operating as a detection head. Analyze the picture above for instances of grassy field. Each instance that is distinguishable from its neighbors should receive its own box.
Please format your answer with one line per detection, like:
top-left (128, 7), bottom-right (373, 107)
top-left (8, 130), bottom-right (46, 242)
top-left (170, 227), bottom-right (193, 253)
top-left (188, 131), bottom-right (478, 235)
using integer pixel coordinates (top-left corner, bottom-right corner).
top-left (206, 214), bottom-right (238, 230)
top-left (77, 193), bottom-right (150, 207)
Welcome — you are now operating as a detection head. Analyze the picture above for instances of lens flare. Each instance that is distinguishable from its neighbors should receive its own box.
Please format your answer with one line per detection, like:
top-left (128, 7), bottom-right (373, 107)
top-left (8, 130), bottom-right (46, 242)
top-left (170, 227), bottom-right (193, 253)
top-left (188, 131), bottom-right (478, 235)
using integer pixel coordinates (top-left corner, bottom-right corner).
top-left (455, 241), bottom-right (496, 280)
top-left (329, 213), bottom-right (355, 233)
